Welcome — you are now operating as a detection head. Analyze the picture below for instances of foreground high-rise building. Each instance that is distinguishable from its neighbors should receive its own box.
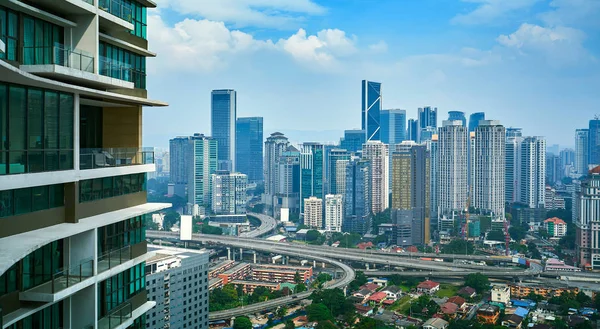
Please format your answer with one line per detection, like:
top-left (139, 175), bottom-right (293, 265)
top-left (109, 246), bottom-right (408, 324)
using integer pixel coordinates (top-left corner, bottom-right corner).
top-left (340, 129), bottom-right (366, 153)
top-left (362, 141), bottom-right (389, 214)
top-left (211, 89), bottom-right (237, 171)
top-left (328, 149), bottom-right (351, 195)
top-left (325, 194), bottom-right (344, 232)
top-left (519, 137), bottom-right (546, 208)
top-left (0, 1), bottom-right (166, 327)
top-left (304, 196), bottom-right (323, 228)
top-left (381, 109), bottom-right (407, 145)
top-left (236, 117), bottom-right (263, 182)
top-left (437, 121), bottom-right (469, 218)
top-left (300, 142), bottom-right (325, 212)
top-left (263, 132), bottom-right (289, 212)
top-left (146, 246), bottom-right (209, 329)
top-left (211, 171), bottom-right (248, 215)
top-left (188, 134), bottom-right (218, 209)
top-left (576, 167), bottom-right (600, 269)
top-left (170, 136), bottom-right (192, 197)
top-left (361, 80), bottom-right (382, 141)
top-left (344, 157), bottom-right (372, 234)
top-left (576, 129), bottom-right (590, 175)
top-left (473, 120), bottom-right (506, 219)
top-left (505, 131), bottom-right (523, 203)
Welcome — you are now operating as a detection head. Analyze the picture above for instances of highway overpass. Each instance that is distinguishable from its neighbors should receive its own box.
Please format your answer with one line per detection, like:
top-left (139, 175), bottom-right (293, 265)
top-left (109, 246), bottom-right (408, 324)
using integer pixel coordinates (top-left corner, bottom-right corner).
top-left (241, 213), bottom-right (278, 238)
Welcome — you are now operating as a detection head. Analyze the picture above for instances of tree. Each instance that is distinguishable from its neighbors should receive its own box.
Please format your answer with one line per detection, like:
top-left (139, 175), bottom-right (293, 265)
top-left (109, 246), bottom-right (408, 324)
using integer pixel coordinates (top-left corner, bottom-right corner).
top-left (317, 273), bottom-right (333, 283)
top-left (233, 316), bottom-right (253, 329)
top-left (310, 288), bottom-right (354, 317)
top-left (285, 320), bottom-right (295, 329)
top-left (306, 230), bottom-right (321, 242)
top-left (296, 283), bottom-right (307, 293)
top-left (509, 226), bottom-right (526, 241)
top-left (577, 291), bottom-right (592, 305)
top-left (307, 303), bottom-right (333, 321)
top-left (527, 291), bottom-right (543, 303)
top-left (486, 230), bottom-right (505, 242)
top-left (354, 317), bottom-right (394, 329)
top-left (528, 242), bottom-right (542, 259)
top-left (441, 240), bottom-right (474, 255)
top-left (163, 211), bottom-right (181, 230)
top-left (277, 306), bottom-right (287, 319)
top-left (294, 270), bottom-right (302, 284)
top-left (348, 271), bottom-right (368, 292)
top-left (316, 321), bottom-right (338, 329)
top-left (464, 273), bottom-right (490, 294)
top-left (372, 209), bottom-right (391, 232)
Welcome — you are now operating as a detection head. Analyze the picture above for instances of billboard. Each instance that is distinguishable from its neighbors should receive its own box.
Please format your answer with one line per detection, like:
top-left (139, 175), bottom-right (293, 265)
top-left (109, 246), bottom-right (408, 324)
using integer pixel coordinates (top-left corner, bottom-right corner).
top-left (180, 215), bottom-right (192, 241)
top-left (281, 208), bottom-right (289, 222)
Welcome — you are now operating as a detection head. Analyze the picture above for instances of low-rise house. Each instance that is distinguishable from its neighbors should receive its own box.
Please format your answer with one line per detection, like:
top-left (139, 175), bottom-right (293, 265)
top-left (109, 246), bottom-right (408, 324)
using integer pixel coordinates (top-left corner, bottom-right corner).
top-left (368, 291), bottom-right (388, 305)
top-left (458, 286), bottom-right (477, 299)
top-left (353, 288), bottom-right (373, 300)
top-left (383, 285), bottom-right (402, 300)
top-left (355, 304), bottom-right (374, 316)
top-left (372, 278), bottom-right (388, 286)
top-left (422, 317), bottom-right (449, 329)
top-left (417, 280), bottom-right (441, 295)
top-left (501, 314), bottom-right (524, 328)
top-left (447, 296), bottom-right (467, 310)
top-left (477, 304), bottom-right (501, 325)
top-left (491, 284), bottom-right (511, 305)
top-left (440, 302), bottom-right (459, 317)
top-left (361, 283), bottom-right (380, 292)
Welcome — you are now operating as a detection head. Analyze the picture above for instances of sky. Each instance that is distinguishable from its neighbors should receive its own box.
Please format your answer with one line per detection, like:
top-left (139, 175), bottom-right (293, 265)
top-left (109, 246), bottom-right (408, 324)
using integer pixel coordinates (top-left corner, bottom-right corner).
top-left (143, 0), bottom-right (600, 149)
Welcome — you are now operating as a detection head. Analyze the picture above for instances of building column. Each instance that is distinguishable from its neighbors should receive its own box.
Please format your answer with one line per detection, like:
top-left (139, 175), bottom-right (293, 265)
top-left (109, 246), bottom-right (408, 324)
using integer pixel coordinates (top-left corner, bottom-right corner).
top-left (253, 252), bottom-right (257, 264)
top-left (366, 263), bottom-right (370, 270)
top-left (322, 262), bottom-right (326, 268)
top-left (227, 247), bottom-right (231, 260)
top-left (313, 260), bottom-right (317, 268)
top-left (239, 248), bottom-right (243, 261)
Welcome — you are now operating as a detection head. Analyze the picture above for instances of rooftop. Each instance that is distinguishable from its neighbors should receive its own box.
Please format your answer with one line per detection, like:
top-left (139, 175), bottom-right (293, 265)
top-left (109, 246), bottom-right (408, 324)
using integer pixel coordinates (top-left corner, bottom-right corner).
top-left (418, 280), bottom-right (440, 289)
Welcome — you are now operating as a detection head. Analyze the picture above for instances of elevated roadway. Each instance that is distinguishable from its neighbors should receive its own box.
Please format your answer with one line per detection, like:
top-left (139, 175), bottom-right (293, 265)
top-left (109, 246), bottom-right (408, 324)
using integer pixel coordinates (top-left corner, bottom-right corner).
top-left (240, 213), bottom-right (278, 238)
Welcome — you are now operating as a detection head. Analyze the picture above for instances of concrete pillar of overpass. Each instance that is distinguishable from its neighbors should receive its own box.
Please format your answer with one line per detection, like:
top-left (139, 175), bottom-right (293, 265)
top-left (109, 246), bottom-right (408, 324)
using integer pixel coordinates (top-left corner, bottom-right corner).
top-left (273, 257), bottom-right (276, 264)
top-left (322, 262), bottom-right (325, 268)
top-left (313, 260), bottom-right (316, 268)
top-left (373, 263), bottom-right (376, 269)
top-left (366, 263), bottom-right (369, 270)
top-left (227, 247), bottom-right (231, 260)
top-left (253, 252), bottom-right (257, 264)
top-left (240, 248), bottom-right (243, 261)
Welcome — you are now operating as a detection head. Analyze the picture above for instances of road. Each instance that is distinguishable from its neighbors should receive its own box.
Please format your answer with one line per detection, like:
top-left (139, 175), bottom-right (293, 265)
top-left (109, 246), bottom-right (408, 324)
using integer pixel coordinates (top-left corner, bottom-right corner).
top-left (240, 212), bottom-right (278, 238)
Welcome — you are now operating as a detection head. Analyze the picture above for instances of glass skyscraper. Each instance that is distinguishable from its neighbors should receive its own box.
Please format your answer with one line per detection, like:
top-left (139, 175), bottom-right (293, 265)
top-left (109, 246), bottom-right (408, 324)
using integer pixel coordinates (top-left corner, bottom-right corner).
top-left (301, 143), bottom-right (324, 212)
top-left (407, 119), bottom-right (418, 142)
top-left (211, 89), bottom-right (237, 171)
top-left (340, 129), bottom-right (366, 153)
top-left (448, 111), bottom-right (466, 127)
top-left (381, 109), bottom-right (407, 145)
top-left (361, 80), bottom-right (382, 142)
top-left (236, 117), bottom-right (263, 182)
top-left (468, 112), bottom-right (485, 132)
top-left (588, 119), bottom-right (600, 166)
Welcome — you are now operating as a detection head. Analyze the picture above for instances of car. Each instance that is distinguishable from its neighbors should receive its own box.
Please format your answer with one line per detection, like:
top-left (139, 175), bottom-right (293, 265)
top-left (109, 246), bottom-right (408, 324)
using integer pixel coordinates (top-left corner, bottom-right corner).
top-left (292, 295), bottom-right (298, 299)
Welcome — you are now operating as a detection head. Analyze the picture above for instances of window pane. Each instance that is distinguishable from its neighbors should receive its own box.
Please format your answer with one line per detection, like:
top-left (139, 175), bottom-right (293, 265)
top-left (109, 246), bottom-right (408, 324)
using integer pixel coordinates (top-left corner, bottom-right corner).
top-left (14, 188), bottom-right (32, 215)
top-left (44, 91), bottom-right (59, 149)
top-left (32, 185), bottom-right (48, 211)
top-left (59, 150), bottom-right (73, 170)
top-left (59, 93), bottom-right (74, 149)
top-left (28, 151), bottom-right (43, 173)
top-left (49, 184), bottom-right (64, 208)
top-left (103, 177), bottom-right (113, 198)
top-left (9, 86), bottom-right (26, 150)
top-left (27, 89), bottom-right (43, 149)
top-left (0, 84), bottom-right (6, 152)
top-left (114, 176), bottom-right (123, 196)
top-left (23, 16), bottom-right (34, 64)
top-left (0, 152), bottom-right (5, 176)
top-left (80, 180), bottom-right (91, 202)
top-left (9, 151), bottom-right (26, 174)
top-left (0, 189), bottom-right (13, 218)
top-left (92, 178), bottom-right (102, 200)
top-left (123, 174), bottom-right (131, 194)
top-left (45, 150), bottom-right (59, 171)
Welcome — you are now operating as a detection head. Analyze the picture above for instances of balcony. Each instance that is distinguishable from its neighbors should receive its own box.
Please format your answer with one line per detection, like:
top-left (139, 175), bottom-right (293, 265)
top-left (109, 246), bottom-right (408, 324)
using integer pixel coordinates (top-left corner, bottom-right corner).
top-left (80, 148), bottom-right (154, 170)
top-left (98, 56), bottom-right (145, 88)
top-left (20, 258), bottom-right (94, 302)
top-left (23, 44), bottom-right (94, 72)
top-left (98, 245), bottom-right (132, 273)
top-left (99, 0), bottom-right (132, 23)
top-left (98, 302), bottom-right (132, 329)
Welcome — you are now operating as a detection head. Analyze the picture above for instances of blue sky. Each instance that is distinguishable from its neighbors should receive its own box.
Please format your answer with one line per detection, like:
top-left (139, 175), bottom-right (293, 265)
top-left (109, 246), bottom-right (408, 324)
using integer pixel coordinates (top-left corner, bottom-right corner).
top-left (143, 0), bottom-right (600, 148)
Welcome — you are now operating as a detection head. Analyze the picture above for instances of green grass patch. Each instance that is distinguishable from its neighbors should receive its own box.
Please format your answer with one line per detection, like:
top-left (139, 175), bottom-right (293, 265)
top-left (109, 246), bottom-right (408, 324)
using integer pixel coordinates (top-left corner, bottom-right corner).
top-left (389, 295), bottom-right (413, 313)
top-left (436, 284), bottom-right (459, 298)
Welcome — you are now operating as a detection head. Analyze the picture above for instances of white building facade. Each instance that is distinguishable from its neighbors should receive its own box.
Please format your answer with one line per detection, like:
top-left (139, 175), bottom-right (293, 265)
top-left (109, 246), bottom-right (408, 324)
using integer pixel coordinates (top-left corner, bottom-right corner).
top-left (473, 120), bottom-right (506, 219)
top-left (362, 141), bottom-right (389, 214)
top-left (325, 194), bottom-right (344, 232)
top-left (304, 196), bottom-right (323, 228)
top-left (437, 121), bottom-right (468, 218)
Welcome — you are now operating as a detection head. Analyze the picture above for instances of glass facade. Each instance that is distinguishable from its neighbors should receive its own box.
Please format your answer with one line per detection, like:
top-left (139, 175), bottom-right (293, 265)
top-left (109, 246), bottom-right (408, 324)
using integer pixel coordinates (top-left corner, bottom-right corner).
top-left (22, 15), bottom-right (64, 65)
top-left (97, 215), bottom-right (146, 256)
top-left (0, 6), bottom-right (19, 61)
top-left (0, 82), bottom-right (74, 175)
top-left (211, 90), bottom-right (236, 165)
top-left (98, 263), bottom-right (145, 316)
top-left (235, 117), bottom-right (263, 182)
top-left (99, 42), bottom-right (146, 89)
top-left (361, 80), bottom-right (381, 141)
top-left (0, 184), bottom-right (64, 218)
top-left (5, 301), bottom-right (63, 329)
top-left (79, 173), bottom-right (146, 203)
top-left (127, 0), bottom-right (147, 39)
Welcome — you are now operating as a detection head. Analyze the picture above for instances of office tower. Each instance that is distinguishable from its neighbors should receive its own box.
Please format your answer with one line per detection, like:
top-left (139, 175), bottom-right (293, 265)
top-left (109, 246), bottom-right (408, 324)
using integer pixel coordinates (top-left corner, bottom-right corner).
top-left (340, 129), bottom-right (366, 153)
top-left (263, 132), bottom-right (290, 211)
top-left (576, 167), bottom-right (600, 269)
top-left (437, 121), bottom-right (469, 218)
top-left (335, 159), bottom-right (350, 199)
top-left (448, 111), bottom-right (466, 127)
top-left (188, 134), bottom-right (218, 209)
top-left (325, 194), bottom-right (344, 232)
top-left (589, 119), bottom-right (600, 167)
top-left (322, 144), bottom-right (338, 195)
top-left (274, 146), bottom-right (301, 217)
top-left (0, 1), bottom-right (164, 327)
top-left (344, 157), bottom-right (372, 234)
top-left (419, 126), bottom-right (437, 143)
top-left (381, 109), bottom-right (407, 145)
top-left (469, 132), bottom-right (476, 199)
top-left (505, 133), bottom-right (523, 203)
top-left (575, 129), bottom-right (590, 175)
top-left (547, 144), bottom-right (560, 155)
top-left (391, 142), bottom-right (431, 244)
top-left (328, 149), bottom-right (351, 195)
top-left (236, 117), bottom-right (263, 182)
top-left (473, 120), bottom-right (506, 219)
top-left (425, 135), bottom-right (439, 225)
top-left (300, 142), bottom-right (324, 212)
top-left (362, 141), bottom-right (389, 214)
top-left (408, 118), bottom-right (419, 142)
top-left (211, 171), bottom-right (248, 215)
top-left (418, 106), bottom-right (437, 142)
top-left (304, 196), bottom-right (323, 228)
top-left (361, 80), bottom-right (382, 141)
top-left (170, 136), bottom-right (192, 197)
top-left (546, 154), bottom-right (563, 186)
top-left (560, 148), bottom-right (576, 168)
top-left (468, 112), bottom-right (485, 132)
top-left (211, 89), bottom-right (237, 171)
top-left (392, 209), bottom-right (414, 246)
top-left (146, 246), bottom-right (209, 329)
top-left (520, 137), bottom-right (546, 208)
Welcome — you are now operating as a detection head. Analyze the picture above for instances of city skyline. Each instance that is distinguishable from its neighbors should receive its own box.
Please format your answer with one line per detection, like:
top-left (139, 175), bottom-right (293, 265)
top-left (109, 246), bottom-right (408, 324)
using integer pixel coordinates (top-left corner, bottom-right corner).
top-left (143, 0), bottom-right (600, 148)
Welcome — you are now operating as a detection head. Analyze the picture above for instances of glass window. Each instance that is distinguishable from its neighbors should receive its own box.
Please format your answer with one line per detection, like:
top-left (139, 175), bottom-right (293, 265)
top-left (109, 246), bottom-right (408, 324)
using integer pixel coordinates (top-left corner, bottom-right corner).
top-left (0, 189), bottom-right (12, 217)
top-left (59, 93), bottom-right (74, 150)
top-left (32, 186), bottom-right (48, 211)
top-left (80, 180), bottom-right (92, 202)
top-left (14, 188), bottom-right (32, 215)
top-left (27, 89), bottom-right (43, 150)
top-left (59, 150), bottom-right (73, 170)
top-left (49, 184), bottom-right (63, 208)
top-left (45, 150), bottom-right (59, 171)
top-left (9, 151), bottom-right (25, 174)
top-left (0, 8), bottom-right (19, 61)
top-left (0, 84), bottom-right (6, 152)
top-left (92, 178), bottom-right (102, 200)
top-left (103, 176), bottom-right (113, 198)
top-left (28, 151), bottom-right (43, 173)
top-left (44, 91), bottom-right (59, 149)
top-left (8, 86), bottom-right (26, 150)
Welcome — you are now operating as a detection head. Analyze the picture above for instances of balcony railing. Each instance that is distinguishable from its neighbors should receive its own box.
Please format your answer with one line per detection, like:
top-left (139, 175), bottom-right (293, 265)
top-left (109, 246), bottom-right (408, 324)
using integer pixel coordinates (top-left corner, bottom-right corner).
top-left (98, 245), bottom-right (132, 273)
top-left (98, 0), bottom-right (132, 23)
top-left (22, 44), bottom-right (94, 73)
top-left (81, 0), bottom-right (94, 4)
top-left (98, 56), bottom-right (146, 88)
top-left (80, 148), bottom-right (154, 170)
top-left (98, 302), bottom-right (132, 329)
top-left (51, 258), bottom-right (94, 293)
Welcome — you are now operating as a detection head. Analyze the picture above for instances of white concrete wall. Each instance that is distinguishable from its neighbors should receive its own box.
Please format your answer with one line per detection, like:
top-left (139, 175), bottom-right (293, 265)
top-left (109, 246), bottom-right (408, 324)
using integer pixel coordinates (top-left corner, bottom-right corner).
top-left (70, 285), bottom-right (95, 328)
top-left (66, 14), bottom-right (99, 73)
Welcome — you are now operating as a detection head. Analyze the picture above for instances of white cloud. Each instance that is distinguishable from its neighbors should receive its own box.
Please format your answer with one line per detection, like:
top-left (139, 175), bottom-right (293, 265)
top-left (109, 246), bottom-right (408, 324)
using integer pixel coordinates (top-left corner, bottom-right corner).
top-left (451, 0), bottom-right (540, 25)
top-left (156, 0), bottom-right (326, 29)
top-left (497, 23), bottom-right (592, 65)
top-left (368, 41), bottom-right (388, 53)
top-left (275, 28), bottom-right (357, 67)
top-left (539, 0), bottom-right (600, 28)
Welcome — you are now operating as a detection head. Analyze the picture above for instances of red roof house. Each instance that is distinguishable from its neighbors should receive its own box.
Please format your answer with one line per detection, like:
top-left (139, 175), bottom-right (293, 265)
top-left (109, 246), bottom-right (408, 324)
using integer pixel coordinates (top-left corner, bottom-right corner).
top-left (417, 280), bottom-right (440, 294)
top-left (368, 291), bottom-right (388, 304)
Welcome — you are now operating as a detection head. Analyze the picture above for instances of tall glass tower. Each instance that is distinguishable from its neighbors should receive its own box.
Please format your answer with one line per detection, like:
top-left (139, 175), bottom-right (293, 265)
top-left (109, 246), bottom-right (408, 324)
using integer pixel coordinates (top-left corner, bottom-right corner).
top-left (300, 143), bottom-right (325, 212)
top-left (588, 119), bottom-right (600, 167)
top-left (211, 89), bottom-right (237, 171)
top-left (361, 80), bottom-right (382, 142)
top-left (448, 111), bottom-right (466, 127)
top-left (468, 112), bottom-right (485, 132)
top-left (381, 109), bottom-right (407, 145)
top-left (236, 117), bottom-right (263, 182)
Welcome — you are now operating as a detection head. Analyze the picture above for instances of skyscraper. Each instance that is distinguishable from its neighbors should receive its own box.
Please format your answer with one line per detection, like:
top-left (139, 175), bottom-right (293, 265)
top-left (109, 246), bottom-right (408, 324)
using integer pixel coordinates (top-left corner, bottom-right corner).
top-left (188, 134), bottom-right (218, 209)
top-left (576, 166), bottom-right (600, 269)
top-left (576, 129), bottom-right (590, 175)
top-left (381, 109), bottom-right (407, 145)
top-left (340, 129), bottom-right (366, 153)
top-left (425, 135), bottom-right (439, 225)
top-left (301, 142), bottom-right (325, 212)
top-left (361, 80), bottom-right (382, 141)
top-left (211, 89), bottom-right (237, 171)
top-left (0, 0), bottom-right (164, 326)
top-left (169, 136), bottom-right (192, 197)
top-left (407, 118), bottom-right (419, 142)
top-left (328, 149), bottom-right (351, 195)
top-left (505, 131), bottom-right (523, 203)
top-left (211, 171), bottom-right (248, 215)
top-left (547, 153), bottom-right (563, 186)
top-left (437, 121), bottom-right (469, 218)
top-left (468, 112), bottom-right (485, 132)
top-left (473, 120), bottom-right (506, 219)
top-left (448, 111), bottom-right (467, 127)
top-left (304, 196), bottom-right (323, 228)
top-left (362, 141), bottom-right (389, 214)
top-left (325, 194), bottom-right (344, 232)
top-left (344, 157), bottom-right (372, 234)
top-left (589, 119), bottom-right (600, 167)
top-left (276, 146), bottom-right (301, 216)
top-left (391, 142), bottom-right (430, 244)
top-left (418, 106), bottom-right (437, 142)
top-left (519, 137), bottom-right (546, 208)
top-left (236, 117), bottom-right (263, 182)
top-left (263, 132), bottom-right (290, 211)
